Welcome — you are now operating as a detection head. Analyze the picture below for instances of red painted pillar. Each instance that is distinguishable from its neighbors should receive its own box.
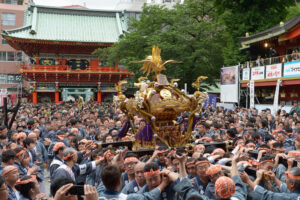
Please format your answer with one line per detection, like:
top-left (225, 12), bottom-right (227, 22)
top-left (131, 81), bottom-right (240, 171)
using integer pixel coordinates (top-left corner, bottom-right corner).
top-left (35, 57), bottom-right (39, 65)
top-left (97, 92), bottom-right (101, 103)
top-left (32, 92), bottom-right (37, 104)
top-left (55, 92), bottom-right (59, 103)
top-left (55, 82), bottom-right (59, 103)
top-left (97, 82), bottom-right (101, 103)
top-left (32, 82), bottom-right (37, 104)
top-left (114, 60), bottom-right (118, 70)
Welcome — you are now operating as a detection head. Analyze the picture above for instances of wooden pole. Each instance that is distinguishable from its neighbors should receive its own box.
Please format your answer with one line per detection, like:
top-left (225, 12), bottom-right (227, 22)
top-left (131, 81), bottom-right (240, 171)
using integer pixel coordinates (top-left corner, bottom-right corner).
top-left (8, 100), bottom-right (20, 130)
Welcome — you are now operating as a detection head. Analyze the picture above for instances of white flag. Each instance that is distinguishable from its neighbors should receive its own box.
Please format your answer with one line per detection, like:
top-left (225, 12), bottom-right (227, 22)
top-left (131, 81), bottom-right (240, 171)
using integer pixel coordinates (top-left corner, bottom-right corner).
top-left (249, 80), bottom-right (255, 109)
top-left (273, 79), bottom-right (281, 114)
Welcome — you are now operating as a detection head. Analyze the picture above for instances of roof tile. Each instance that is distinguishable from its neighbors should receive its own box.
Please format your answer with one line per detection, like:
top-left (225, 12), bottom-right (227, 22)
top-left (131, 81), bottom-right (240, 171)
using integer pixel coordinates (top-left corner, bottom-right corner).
top-left (3, 4), bottom-right (127, 43)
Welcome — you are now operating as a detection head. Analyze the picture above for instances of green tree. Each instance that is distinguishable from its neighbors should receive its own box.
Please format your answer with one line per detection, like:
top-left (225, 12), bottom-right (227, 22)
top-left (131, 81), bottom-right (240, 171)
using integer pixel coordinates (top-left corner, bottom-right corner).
top-left (214, 0), bottom-right (296, 65)
top-left (285, 1), bottom-right (300, 21)
top-left (93, 0), bottom-right (226, 92)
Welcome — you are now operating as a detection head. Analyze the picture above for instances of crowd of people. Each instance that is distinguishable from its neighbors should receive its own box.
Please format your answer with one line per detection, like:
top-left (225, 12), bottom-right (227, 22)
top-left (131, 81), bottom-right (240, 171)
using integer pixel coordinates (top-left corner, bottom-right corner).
top-left (0, 101), bottom-right (300, 200)
top-left (255, 47), bottom-right (300, 67)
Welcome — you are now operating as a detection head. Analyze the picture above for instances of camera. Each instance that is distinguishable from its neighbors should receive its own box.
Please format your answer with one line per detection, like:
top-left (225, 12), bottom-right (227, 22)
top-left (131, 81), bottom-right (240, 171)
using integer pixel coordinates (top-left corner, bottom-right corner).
top-left (68, 185), bottom-right (84, 196)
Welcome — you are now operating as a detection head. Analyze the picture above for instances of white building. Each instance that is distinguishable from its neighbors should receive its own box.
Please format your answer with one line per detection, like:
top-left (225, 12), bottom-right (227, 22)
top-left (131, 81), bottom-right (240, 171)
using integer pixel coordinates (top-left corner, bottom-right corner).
top-left (115, 0), bottom-right (184, 18)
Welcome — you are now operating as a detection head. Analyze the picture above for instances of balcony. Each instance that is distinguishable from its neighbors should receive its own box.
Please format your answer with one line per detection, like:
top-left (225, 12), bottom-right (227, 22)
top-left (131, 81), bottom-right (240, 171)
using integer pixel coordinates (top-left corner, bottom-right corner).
top-left (19, 57), bottom-right (129, 74)
top-left (240, 52), bottom-right (300, 85)
top-left (241, 53), bottom-right (300, 68)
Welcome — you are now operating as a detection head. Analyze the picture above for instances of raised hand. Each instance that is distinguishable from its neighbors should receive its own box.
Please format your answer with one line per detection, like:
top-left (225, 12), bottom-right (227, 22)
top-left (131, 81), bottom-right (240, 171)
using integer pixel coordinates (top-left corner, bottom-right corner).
top-left (83, 185), bottom-right (98, 200)
top-left (256, 169), bottom-right (265, 181)
top-left (174, 153), bottom-right (187, 163)
top-left (239, 172), bottom-right (250, 183)
top-left (54, 184), bottom-right (74, 200)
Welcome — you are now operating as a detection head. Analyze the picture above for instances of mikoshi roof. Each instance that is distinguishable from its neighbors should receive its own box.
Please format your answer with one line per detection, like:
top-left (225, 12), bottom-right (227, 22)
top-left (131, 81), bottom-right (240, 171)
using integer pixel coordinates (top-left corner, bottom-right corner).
top-left (2, 4), bottom-right (128, 44)
top-left (238, 14), bottom-right (300, 45)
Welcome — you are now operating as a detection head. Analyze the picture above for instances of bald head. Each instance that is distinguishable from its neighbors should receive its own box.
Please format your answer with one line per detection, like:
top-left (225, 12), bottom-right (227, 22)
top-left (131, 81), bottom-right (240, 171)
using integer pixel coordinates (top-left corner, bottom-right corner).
top-left (33, 129), bottom-right (40, 137)
top-left (2, 166), bottom-right (19, 184)
top-left (2, 166), bottom-right (18, 177)
top-left (33, 129), bottom-right (40, 133)
top-left (134, 162), bottom-right (146, 187)
top-left (134, 162), bottom-right (145, 172)
top-left (70, 128), bottom-right (79, 135)
top-left (28, 132), bottom-right (37, 141)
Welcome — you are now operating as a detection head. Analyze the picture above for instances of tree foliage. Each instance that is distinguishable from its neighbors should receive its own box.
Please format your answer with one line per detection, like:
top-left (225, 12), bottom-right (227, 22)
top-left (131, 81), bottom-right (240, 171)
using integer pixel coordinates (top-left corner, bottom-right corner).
top-left (94, 0), bottom-right (297, 90)
top-left (93, 0), bottom-right (225, 91)
top-left (285, 1), bottom-right (300, 21)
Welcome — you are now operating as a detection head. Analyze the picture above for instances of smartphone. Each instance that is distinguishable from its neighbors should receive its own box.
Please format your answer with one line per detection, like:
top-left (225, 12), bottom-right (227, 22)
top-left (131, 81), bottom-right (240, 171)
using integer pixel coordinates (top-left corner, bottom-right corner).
top-left (238, 165), bottom-right (245, 173)
top-left (68, 185), bottom-right (84, 196)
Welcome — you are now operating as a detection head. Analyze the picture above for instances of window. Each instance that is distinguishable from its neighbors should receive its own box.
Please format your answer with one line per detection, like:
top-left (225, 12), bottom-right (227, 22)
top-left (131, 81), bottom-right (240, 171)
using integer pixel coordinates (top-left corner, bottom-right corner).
top-left (0, 51), bottom-right (23, 61)
top-left (0, 75), bottom-right (7, 84)
top-left (7, 52), bottom-right (14, 61)
top-left (7, 75), bottom-right (21, 83)
top-left (1, 13), bottom-right (16, 26)
top-left (1, 37), bottom-right (8, 44)
top-left (0, 75), bottom-right (22, 84)
top-left (7, 75), bottom-right (15, 83)
top-left (0, 52), bottom-right (5, 61)
top-left (15, 52), bottom-right (22, 61)
top-left (135, 13), bottom-right (141, 20)
top-left (15, 75), bottom-right (22, 81)
top-left (4, 0), bottom-right (18, 4)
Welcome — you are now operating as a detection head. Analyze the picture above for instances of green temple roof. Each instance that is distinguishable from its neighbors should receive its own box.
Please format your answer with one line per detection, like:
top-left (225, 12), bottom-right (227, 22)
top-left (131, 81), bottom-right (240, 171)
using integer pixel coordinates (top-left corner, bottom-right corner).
top-left (203, 82), bottom-right (220, 94)
top-left (2, 4), bottom-right (128, 43)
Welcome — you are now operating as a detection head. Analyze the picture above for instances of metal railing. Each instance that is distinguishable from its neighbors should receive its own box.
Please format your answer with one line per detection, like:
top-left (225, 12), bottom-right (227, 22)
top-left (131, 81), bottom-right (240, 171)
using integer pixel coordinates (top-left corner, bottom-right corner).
top-left (240, 53), bottom-right (300, 68)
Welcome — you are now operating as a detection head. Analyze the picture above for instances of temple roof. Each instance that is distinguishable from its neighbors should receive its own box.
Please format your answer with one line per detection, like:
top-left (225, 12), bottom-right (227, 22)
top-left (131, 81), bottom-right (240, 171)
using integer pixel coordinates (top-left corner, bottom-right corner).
top-left (2, 4), bottom-right (128, 44)
top-left (238, 14), bottom-right (300, 45)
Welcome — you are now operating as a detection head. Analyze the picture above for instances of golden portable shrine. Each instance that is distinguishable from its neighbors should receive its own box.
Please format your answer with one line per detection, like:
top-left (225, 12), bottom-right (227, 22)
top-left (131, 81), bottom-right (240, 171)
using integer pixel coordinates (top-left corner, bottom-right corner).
top-left (115, 46), bottom-right (209, 149)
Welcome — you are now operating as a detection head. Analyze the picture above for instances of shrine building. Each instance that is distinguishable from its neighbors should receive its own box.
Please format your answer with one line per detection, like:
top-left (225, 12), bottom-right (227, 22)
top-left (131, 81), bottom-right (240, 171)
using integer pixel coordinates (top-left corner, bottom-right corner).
top-left (238, 15), bottom-right (300, 106)
top-left (2, 4), bottom-right (132, 104)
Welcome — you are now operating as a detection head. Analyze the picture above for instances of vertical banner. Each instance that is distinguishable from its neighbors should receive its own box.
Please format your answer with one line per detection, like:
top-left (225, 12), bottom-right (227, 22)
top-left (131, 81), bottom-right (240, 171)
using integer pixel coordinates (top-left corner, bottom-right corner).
top-left (249, 80), bottom-right (255, 109)
top-left (203, 94), bottom-right (217, 109)
top-left (242, 68), bottom-right (250, 80)
top-left (9, 93), bottom-right (17, 105)
top-left (273, 79), bottom-right (281, 114)
top-left (220, 66), bottom-right (239, 102)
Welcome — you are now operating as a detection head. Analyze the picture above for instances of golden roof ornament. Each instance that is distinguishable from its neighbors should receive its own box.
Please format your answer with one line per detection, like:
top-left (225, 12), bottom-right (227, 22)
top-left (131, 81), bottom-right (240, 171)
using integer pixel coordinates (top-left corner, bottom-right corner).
top-left (193, 76), bottom-right (208, 99)
top-left (192, 76), bottom-right (208, 90)
top-left (115, 45), bottom-right (208, 149)
top-left (115, 80), bottom-right (127, 93)
top-left (134, 45), bottom-right (180, 78)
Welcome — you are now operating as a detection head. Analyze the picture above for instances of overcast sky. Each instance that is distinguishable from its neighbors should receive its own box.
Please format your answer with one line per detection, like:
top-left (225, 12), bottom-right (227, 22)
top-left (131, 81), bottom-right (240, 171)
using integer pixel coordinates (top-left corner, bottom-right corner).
top-left (34, 0), bottom-right (119, 9)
